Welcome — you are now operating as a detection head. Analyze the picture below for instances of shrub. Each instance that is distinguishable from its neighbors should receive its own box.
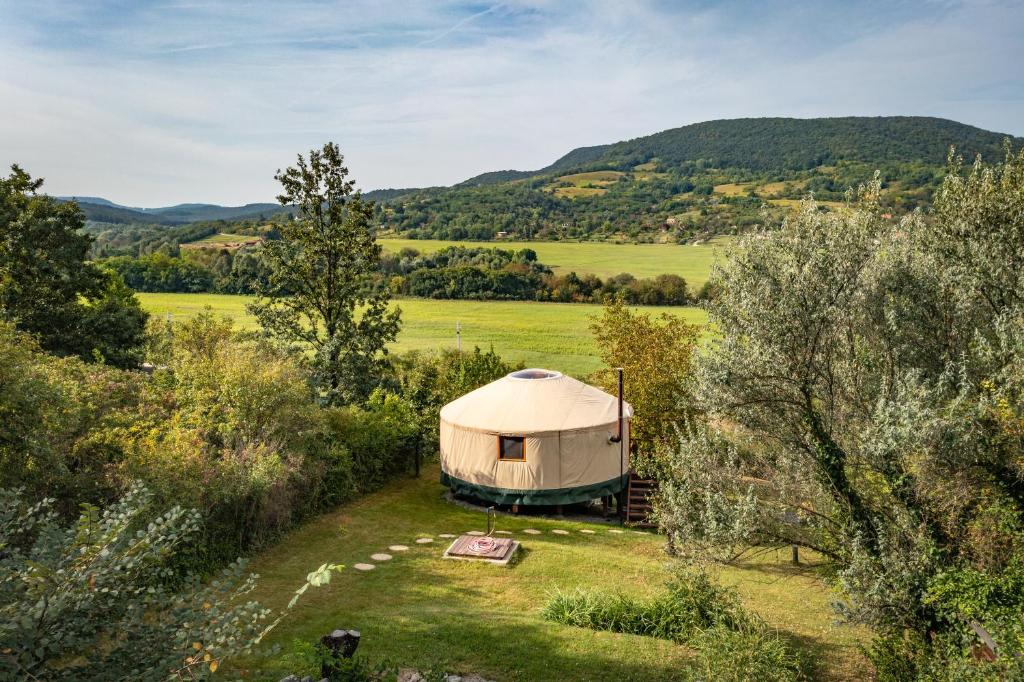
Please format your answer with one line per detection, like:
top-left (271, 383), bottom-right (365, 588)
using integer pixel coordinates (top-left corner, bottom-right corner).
top-left (686, 625), bottom-right (805, 682)
top-left (543, 571), bottom-right (757, 644)
top-left (326, 389), bottom-right (421, 493)
top-left (543, 571), bottom-right (805, 680)
top-left (0, 485), bottom-right (273, 681)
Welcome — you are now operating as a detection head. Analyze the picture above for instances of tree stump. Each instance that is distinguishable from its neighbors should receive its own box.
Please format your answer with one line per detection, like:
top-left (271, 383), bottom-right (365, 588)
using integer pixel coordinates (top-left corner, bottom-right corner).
top-left (320, 629), bottom-right (361, 678)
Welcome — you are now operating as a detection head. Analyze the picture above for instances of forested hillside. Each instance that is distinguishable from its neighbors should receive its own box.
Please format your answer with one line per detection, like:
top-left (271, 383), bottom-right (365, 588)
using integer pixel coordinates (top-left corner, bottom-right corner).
top-left (374, 116), bottom-right (1020, 241)
top-left (62, 117), bottom-right (1022, 246)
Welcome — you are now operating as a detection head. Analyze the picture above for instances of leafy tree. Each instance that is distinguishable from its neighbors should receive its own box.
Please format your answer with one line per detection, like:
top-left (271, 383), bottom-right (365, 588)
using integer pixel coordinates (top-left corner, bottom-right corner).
top-left (249, 143), bottom-right (400, 405)
top-left (0, 165), bottom-right (147, 367)
top-left (658, 150), bottom-right (1024, 677)
top-left (589, 299), bottom-right (700, 475)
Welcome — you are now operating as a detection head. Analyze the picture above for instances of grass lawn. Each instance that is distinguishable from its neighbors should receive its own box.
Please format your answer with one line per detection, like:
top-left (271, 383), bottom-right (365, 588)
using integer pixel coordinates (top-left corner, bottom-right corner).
top-left (234, 465), bottom-right (868, 681)
top-left (137, 293), bottom-right (707, 377)
top-left (377, 238), bottom-right (730, 288)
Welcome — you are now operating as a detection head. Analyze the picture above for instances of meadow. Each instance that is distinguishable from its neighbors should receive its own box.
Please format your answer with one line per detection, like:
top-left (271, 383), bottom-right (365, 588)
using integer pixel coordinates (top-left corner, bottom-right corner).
top-left (137, 293), bottom-right (707, 376)
top-left (378, 237), bottom-right (730, 288)
top-left (236, 464), bottom-right (868, 681)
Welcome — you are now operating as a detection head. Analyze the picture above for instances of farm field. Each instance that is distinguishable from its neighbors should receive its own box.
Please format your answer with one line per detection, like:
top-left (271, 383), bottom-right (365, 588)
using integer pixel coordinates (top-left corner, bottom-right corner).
top-left (235, 464), bottom-right (868, 681)
top-left (136, 293), bottom-right (708, 376)
top-left (378, 237), bottom-right (731, 287)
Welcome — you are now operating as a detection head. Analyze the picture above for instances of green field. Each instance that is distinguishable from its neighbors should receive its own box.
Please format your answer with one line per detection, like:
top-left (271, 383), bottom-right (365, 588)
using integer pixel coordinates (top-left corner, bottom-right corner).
top-left (137, 293), bottom-right (707, 377)
top-left (235, 465), bottom-right (867, 681)
top-left (378, 237), bottom-right (730, 288)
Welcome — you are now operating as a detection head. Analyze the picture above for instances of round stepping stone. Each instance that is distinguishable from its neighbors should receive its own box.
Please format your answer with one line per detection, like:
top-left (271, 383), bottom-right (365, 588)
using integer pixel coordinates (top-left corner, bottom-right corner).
top-left (415, 537), bottom-right (434, 544)
top-left (389, 545), bottom-right (409, 552)
top-left (371, 553), bottom-right (392, 561)
top-left (579, 529), bottom-right (595, 534)
top-left (607, 529), bottom-right (624, 534)
top-left (353, 563), bottom-right (375, 571)
top-left (551, 529), bottom-right (570, 535)
top-left (631, 531), bottom-right (646, 535)
top-left (495, 530), bottom-right (512, 535)
top-left (438, 533), bottom-right (457, 538)
top-left (522, 529), bottom-right (542, 535)
top-left (466, 530), bottom-right (485, 536)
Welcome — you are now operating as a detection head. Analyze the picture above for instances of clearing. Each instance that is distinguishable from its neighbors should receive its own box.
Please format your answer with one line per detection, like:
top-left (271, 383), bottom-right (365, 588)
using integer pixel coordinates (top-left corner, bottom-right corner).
top-left (234, 465), bottom-right (868, 681)
top-left (378, 237), bottom-right (730, 287)
top-left (180, 233), bottom-right (265, 249)
top-left (136, 293), bottom-right (707, 377)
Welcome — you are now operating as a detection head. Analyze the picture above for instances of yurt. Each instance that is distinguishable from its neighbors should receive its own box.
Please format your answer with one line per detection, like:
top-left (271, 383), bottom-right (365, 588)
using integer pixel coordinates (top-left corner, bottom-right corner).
top-left (439, 369), bottom-right (632, 506)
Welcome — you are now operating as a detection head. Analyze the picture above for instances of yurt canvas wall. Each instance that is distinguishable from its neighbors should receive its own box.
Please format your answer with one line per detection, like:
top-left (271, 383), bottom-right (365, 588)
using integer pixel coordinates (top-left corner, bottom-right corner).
top-left (439, 370), bottom-right (632, 505)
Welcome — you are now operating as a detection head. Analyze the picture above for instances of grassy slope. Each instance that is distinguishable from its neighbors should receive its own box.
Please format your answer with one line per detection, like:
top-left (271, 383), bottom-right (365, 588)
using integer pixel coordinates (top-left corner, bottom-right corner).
top-left (137, 293), bottom-right (707, 377)
top-left (378, 238), bottom-right (730, 288)
top-left (235, 466), bottom-right (867, 681)
top-left (189, 232), bottom-right (261, 244)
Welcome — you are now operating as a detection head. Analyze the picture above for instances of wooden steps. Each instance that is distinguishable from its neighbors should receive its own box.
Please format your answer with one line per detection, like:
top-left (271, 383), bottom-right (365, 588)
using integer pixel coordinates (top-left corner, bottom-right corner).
top-left (624, 472), bottom-right (658, 527)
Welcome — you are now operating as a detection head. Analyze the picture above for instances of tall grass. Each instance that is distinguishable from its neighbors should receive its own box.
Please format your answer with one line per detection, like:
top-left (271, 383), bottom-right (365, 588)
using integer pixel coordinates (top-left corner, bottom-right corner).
top-left (542, 571), bottom-right (806, 681)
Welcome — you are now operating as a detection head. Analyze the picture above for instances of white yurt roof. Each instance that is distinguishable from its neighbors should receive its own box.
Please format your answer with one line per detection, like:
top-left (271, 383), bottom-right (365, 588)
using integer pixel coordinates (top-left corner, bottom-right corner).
top-left (440, 369), bottom-right (633, 435)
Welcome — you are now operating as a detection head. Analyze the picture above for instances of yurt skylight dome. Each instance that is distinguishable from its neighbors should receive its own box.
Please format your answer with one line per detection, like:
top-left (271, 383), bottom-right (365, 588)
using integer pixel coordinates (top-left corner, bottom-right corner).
top-left (439, 369), bottom-right (633, 506)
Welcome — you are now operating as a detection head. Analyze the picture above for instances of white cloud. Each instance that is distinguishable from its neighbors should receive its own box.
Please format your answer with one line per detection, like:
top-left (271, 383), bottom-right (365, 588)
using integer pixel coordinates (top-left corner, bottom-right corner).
top-left (0, 0), bottom-right (1020, 206)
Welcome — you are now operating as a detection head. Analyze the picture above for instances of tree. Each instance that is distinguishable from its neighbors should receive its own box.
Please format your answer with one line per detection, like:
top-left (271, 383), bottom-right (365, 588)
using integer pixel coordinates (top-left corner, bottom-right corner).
top-left (658, 151), bottom-right (1024, 678)
top-left (0, 165), bottom-right (147, 367)
top-left (249, 143), bottom-right (400, 405)
top-left (589, 298), bottom-right (700, 476)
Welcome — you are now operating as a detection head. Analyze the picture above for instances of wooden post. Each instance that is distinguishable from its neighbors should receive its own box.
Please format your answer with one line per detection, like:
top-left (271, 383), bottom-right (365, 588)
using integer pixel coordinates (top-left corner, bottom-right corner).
top-left (320, 629), bottom-right (360, 679)
top-left (791, 545), bottom-right (799, 565)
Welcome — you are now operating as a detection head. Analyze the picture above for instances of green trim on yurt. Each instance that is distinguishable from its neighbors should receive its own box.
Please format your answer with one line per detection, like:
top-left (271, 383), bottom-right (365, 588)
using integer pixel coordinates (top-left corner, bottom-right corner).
top-left (440, 471), bottom-right (629, 506)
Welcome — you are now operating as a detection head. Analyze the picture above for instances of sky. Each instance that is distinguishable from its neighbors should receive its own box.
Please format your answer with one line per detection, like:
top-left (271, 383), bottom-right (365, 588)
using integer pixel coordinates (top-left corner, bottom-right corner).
top-left (1, 0), bottom-right (1022, 207)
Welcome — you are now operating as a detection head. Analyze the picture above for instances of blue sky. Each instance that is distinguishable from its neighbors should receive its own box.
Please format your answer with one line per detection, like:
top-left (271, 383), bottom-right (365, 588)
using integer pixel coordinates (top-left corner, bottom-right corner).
top-left (1, 0), bottom-right (1022, 206)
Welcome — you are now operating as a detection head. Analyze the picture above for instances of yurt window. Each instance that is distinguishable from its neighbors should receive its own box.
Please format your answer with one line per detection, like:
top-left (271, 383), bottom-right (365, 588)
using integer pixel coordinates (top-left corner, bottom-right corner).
top-left (498, 435), bottom-right (525, 460)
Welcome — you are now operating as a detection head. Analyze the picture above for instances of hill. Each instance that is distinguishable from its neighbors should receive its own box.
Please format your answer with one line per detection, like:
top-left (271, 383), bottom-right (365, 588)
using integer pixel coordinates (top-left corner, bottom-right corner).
top-left (376, 116), bottom-right (1021, 242)
top-left (459, 116), bottom-right (1017, 186)
top-left (56, 197), bottom-right (289, 225)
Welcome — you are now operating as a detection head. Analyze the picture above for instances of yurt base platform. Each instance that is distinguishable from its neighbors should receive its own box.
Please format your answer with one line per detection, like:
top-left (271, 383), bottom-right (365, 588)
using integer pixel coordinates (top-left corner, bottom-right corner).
top-left (442, 535), bottom-right (520, 566)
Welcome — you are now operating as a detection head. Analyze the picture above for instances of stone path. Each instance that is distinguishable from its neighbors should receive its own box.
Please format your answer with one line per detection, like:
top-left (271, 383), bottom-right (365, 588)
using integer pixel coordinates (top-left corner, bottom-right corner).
top-left (353, 563), bottom-right (375, 571)
top-left (550, 529), bottom-right (569, 535)
top-left (389, 545), bottom-right (409, 551)
top-left (415, 537), bottom-right (434, 544)
top-left (371, 553), bottom-right (393, 561)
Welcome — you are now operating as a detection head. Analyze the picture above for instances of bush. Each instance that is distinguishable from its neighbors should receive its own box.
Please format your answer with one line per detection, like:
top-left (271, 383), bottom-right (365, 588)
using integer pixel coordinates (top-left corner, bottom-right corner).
top-left (543, 571), bottom-right (757, 644)
top-left (543, 571), bottom-right (806, 680)
top-left (326, 389), bottom-right (421, 493)
top-left (686, 625), bottom-right (805, 682)
top-left (0, 485), bottom-right (273, 681)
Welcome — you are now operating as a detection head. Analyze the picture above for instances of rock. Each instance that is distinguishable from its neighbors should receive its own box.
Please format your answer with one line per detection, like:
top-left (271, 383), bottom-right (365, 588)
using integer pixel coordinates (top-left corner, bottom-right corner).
top-left (279, 676), bottom-right (299, 682)
top-left (551, 529), bottom-right (570, 535)
top-left (415, 537), bottom-right (434, 544)
top-left (522, 528), bottom-right (542, 534)
top-left (371, 553), bottom-right (393, 561)
top-left (579, 529), bottom-right (595, 534)
top-left (353, 563), bottom-right (376, 571)
top-left (438, 533), bottom-right (457, 538)
top-left (389, 544), bottom-right (409, 551)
